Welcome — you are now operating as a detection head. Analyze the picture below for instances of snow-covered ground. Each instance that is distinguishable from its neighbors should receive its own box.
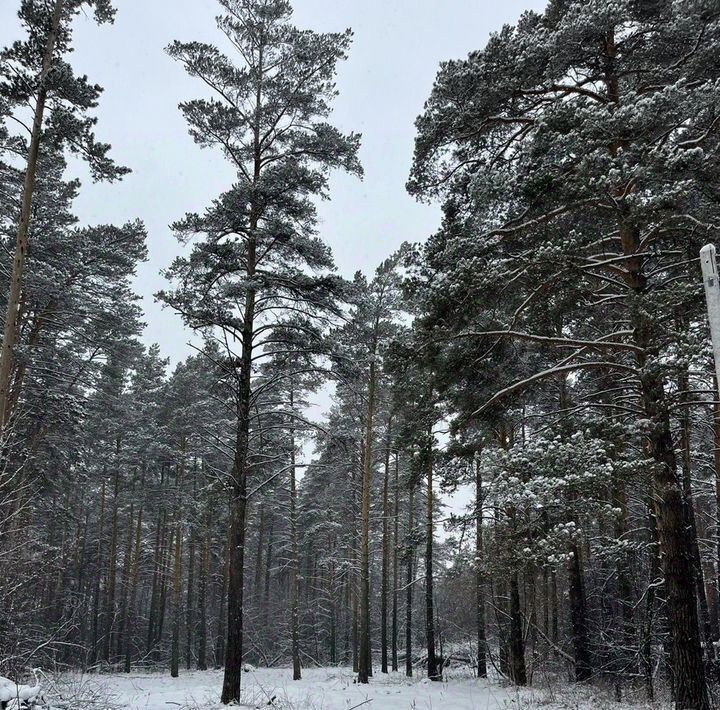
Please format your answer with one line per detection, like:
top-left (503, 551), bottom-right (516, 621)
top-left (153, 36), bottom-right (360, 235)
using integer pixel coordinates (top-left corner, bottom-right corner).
top-left (47, 667), bottom-right (669, 709)
top-left (101, 668), bottom-right (514, 709)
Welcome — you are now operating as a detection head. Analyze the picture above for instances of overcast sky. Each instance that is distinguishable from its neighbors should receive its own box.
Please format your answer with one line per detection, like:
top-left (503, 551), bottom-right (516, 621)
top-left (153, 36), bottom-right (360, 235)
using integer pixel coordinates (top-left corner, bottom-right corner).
top-left (1, 0), bottom-right (547, 365)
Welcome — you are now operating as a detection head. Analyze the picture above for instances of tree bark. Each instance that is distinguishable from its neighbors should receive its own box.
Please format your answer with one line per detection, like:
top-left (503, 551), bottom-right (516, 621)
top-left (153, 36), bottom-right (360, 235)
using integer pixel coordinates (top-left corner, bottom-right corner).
top-left (185, 526), bottom-right (196, 671)
top-left (380, 419), bottom-right (391, 673)
top-left (117, 500), bottom-right (134, 663)
top-left (289, 406), bottom-right (302, 681)
top-left (391, 451), bottom-right (399, 672)
top-left (103, 457), bottom-right (121, 664)
top-left (171, 511), bottom-right (183, 678)
top-left (91, 480), bottom-right (106, 665)
top-left (425, 442), bottom-right (439, 681)
top-left (124, 504), bottom-right (143, 673)
top-left (197, 510), bottom-right (210, 671)
top-left (358, 355), bottom-right (377, 683)
top-left (508, 571), bottom-right (527, 686)
top-left (147, 506), bottom-right (165, 655)
top-left (568, 541), bottom-right (591, 681)
top-left (475, 459), bottom-right (487, 678)
top-left (263, 511), bottom-right (274, 627)
top-left (405, 482), bottom-right (414, 678)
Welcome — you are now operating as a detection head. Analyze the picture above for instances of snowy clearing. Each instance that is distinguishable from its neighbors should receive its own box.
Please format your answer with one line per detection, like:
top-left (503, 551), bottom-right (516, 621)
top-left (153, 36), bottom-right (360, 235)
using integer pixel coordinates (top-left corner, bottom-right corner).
top-left (77, 668), bottom-right (667, 710)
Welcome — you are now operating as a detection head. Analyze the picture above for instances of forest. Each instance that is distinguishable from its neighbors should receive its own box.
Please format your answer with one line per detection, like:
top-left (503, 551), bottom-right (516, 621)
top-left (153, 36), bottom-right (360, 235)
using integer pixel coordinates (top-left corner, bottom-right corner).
top-left (1, 0), bottom-right (720, 708)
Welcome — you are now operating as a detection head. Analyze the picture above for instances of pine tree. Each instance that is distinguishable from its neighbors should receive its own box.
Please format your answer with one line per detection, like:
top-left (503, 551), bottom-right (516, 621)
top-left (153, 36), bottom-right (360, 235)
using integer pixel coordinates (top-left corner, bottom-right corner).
top-left (160, 0), bottom-right (360, 701)
top-left (0, 0), bottom-right (129, 435)
top-left (408, 2), bottom-right (720, 705)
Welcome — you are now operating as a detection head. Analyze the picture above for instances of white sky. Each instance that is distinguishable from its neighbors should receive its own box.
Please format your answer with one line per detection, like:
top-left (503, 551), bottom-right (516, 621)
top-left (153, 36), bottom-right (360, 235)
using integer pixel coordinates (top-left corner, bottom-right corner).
top-left (2, 0), bottom-right (547, 364)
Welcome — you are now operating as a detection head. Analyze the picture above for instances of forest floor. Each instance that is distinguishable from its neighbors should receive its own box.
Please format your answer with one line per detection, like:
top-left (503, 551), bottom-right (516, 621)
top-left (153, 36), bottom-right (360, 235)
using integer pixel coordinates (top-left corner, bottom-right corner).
top-left (56, 667), bottom-right (670, 709)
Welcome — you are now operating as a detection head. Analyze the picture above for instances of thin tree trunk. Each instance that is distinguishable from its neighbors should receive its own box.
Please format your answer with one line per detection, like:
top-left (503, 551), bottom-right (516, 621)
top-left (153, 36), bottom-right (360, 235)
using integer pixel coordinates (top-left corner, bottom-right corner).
top-left (103, 449), bottom-right (121, 663)
top-left (642, 507), bottom-right (661, 702)
top-left (358, 354), bottom-right (377, 684)
top-left (391, 451), bottom-right (399, 672)
top-left (263, 511), bottom-right (274, 627)
top-left (185, 527), bottom-right (196, 671)
top-left (216, 508), bottom-right (231, 669)
top-left (91, 480), bottom-right (106, 665)
top-left (405, 482), bottom-right (414, 678)
top-left (156, 509), bottom-right (174, 653)
top-left (475, 459), bottom-right (487, 678)
top-left (425, 441), bottom-right (439, 681)
top-left (289, 406), bottom-right (301, 681)
top-left (197, 509), bottom-right (210, 671)
top-left (380, 419), bottom-right (391, 674)
top-left (171, 510), bottom-right (183, 678)
top-left (568, 541), bottom-right (591, 681)
top-left (117, 501), bottom-right (135, 663)
top-left (124, 504), bottom-right (143, 673)
top-left (157, 526), bottom-right (172, 652)
top-left (253, 504), bottom-right (265, 601)
top-left (147, 508), bottom-right (165, 654)
top-left (508, 571), bottom-right (527, 686)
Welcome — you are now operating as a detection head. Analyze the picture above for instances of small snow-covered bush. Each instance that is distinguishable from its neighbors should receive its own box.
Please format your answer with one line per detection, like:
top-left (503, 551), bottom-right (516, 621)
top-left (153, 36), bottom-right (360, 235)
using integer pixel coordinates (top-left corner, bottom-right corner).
top-left (41, 674), bottom-right (121, 710)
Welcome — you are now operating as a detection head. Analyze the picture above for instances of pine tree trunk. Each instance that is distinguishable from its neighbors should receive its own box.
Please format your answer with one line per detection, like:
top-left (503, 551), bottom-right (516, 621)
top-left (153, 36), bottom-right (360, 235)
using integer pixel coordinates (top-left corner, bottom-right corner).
top-left (103, 451), bottom-right (121, 663)
top-left (568, 541), bottom-right (591, 681)
top-left (391, 451), bottom-right (399, 672)
top-left (405, 482), bottom-right (414, 678)
top-left (380, 421), bottom-right (391, 673)
top-left (358, 357), bottom-right (377, 684)
top-left (147, 507), bottom-right (165, 654)
top-left (475, 459), bottom-right (487, 678)
top-left (185, 526), bottom-right (195, 671)
top-left (263, 511), bottom-right (274, 627)
top-left (329, 540), bottom-right (337, 664)
top-left (645, 391), bottom-right (709, 708)
top-left (289, 416), bottom-right (302, 681)
top-left (425, 443), bottom-right (439, 681)
top-left (197, 511), bottom-right (210, 672)
top-left (678, 370), bottom-right (714, 659)
top-left (253, 504), bottom-right (265, 601)
top-left (496, 578), bottom-right (509, 676)
top-left (171, 511), bottom-right (182, 678)
top-left (124, 504), bottom-right (143, 673)
top-left (550, 570), bottom-right (558, 646)
top-left (157, 526), bottom-right (172, 653)
top-left (117, 501), bottom-right (135, 663)
top-left (91, 480), bottom-right (106, 666)
top-left (508, 571), bottom-right (526, 686)
top-left (221, 474), bottom-right (248, 701)
top-left (637, 358), bottom-right (709, 708)
top-left (612, 472), bottom-right (636, 675)
top-left (642, 507), bottom-right (661, 702)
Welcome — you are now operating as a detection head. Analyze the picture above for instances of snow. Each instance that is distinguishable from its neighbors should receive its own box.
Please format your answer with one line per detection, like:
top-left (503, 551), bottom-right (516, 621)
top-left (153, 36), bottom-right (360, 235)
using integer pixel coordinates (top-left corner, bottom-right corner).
top-left (94, 667), bottom-right (518, 709)
top-left (69, 667), bottom-right (668, 710)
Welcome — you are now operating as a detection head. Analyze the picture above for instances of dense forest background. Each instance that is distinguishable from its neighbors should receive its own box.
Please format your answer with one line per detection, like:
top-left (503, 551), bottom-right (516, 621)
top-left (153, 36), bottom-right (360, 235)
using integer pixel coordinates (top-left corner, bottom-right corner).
top-left (1, 0), bottom-right (720, 708)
